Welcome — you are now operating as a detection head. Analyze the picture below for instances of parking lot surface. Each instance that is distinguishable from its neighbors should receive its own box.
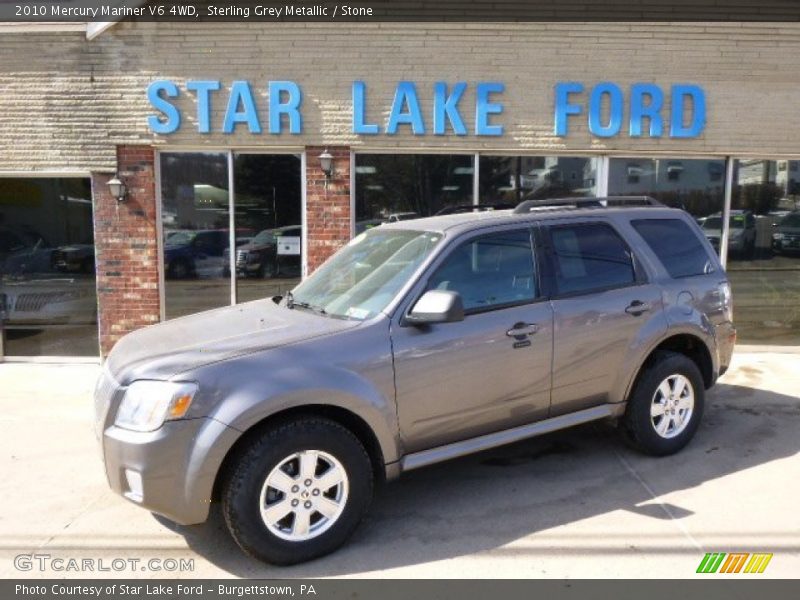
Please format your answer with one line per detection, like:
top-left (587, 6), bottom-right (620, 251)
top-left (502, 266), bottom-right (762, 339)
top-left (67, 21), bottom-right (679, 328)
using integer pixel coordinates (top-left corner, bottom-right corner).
top-left (0, 350), bottom-right (798, 578)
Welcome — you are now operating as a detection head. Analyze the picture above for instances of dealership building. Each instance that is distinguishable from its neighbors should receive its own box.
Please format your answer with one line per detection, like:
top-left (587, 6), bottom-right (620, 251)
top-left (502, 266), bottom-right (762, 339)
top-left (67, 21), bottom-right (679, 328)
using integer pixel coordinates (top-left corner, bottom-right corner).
top-left (0, 18), bottom-right (799, 360)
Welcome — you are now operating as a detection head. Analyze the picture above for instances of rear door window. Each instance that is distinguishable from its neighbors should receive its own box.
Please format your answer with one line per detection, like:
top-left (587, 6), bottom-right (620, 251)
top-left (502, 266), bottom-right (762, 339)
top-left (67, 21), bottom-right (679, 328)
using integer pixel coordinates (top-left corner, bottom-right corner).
top-left (632, 218), bottom-right (714, 278)
top-left (547, 222), bottom-right (636, 296)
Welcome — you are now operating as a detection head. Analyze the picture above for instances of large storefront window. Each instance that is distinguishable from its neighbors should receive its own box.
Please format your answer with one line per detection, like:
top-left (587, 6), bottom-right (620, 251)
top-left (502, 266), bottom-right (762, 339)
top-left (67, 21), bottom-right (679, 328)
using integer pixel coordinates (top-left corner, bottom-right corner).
top-left (355, 154), bottom-right (473, 232)
top-left (727, 159), bottom-right (800, 344)
top-left (160, 152), bottom-right (302, 319)
top-left (480, 156), bottom-right (599, 205)
top-left (160, 153), bottom-right (231, 319)
top-left (233, 154), bottom-right (302, 304)
top-left (0, 178), bottom-right (97, 356)
top-left (608, 157), bottom-right (726, 256)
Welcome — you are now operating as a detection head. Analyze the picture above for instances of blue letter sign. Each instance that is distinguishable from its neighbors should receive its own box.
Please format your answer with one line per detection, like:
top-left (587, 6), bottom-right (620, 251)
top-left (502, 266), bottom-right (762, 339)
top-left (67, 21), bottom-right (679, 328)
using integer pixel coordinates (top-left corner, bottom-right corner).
top-left (352, 81), bottom-right (379, 135)
top-left (670, 84), bottom-right (706, 138)
top-left (147, 80), bottom-right (180, 134)
top-left (269, 81), bottom-right (303, 135)
top-left (554, 81), bottom-right (706, 139)
top-left (433, 82), bottom-right (468, 135)
top-left (475, 82), bottom-right (505, 136)
top-left (186, 80), bottom-right (221, 134)
top-left (554, 82), bottom-right (583, 136)
top-left (387, 81), bottom-right (426, 135)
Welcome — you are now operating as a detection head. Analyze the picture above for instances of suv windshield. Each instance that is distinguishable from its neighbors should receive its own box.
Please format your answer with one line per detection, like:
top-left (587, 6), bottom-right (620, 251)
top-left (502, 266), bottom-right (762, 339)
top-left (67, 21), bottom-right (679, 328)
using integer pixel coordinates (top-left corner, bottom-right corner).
top-left (166, 231), bottom-right (196, 245)
top-left (251, 230), bottom-right (276, 245)
top-left (290, 229), bottom-right (442, 320)
top-left (779, 213), bottom-right (800, 227)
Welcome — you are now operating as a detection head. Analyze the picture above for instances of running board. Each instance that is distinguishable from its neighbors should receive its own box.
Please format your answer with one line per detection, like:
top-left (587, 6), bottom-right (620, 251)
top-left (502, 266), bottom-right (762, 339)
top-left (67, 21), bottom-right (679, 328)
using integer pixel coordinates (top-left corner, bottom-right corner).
top-left (401, 404), bottom-right (618, 472)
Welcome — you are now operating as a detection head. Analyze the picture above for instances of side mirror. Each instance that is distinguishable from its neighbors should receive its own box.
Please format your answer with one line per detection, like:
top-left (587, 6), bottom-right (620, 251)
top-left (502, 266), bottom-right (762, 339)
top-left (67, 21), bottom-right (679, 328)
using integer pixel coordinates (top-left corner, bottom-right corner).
top-left (406, 290), bottom-right (464, 325)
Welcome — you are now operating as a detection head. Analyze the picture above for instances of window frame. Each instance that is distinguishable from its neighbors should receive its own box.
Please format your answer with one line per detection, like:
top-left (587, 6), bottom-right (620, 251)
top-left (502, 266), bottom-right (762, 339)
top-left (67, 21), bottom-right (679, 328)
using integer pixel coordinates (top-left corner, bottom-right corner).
top-left (539, 219), bottom-right (647, 299)
top-left (403, 225), bottom-right (543, 321)
top-left (155, 148), bottom-right (305, 320)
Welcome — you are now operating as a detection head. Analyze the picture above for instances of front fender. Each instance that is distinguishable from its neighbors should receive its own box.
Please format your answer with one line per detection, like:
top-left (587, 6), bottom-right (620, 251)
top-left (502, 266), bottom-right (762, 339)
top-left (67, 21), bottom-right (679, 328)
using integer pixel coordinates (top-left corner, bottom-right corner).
top-left (212, 364), bottom-right (401, 465)
top-left (183, 325), bottom-right (400, 467)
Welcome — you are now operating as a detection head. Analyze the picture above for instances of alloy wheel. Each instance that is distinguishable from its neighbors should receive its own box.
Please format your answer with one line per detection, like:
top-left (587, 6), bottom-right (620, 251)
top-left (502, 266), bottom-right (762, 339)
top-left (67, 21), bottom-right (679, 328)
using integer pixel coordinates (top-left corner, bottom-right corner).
top-left (650, 374), bottom-right (695, 439)
top-left (258, 450), bottom-right (349, 542)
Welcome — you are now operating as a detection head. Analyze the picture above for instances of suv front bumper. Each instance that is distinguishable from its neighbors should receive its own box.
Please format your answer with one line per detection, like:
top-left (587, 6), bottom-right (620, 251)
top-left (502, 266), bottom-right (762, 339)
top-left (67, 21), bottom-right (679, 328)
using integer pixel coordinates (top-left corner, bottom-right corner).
top-left (102, 417), bottom-right (240, 525)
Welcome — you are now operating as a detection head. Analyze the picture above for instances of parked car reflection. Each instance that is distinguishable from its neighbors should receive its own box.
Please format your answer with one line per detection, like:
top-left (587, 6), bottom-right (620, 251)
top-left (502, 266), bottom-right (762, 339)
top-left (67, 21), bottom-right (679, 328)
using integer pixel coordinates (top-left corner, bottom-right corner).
top-left (52, 243), bottom-right (95, 273)
top-left (224, 225), bottom-right (302, 278)
top-left (0, 276), bottom-right (96, 326)
top-left (772, 211), bottom-right (800, 255)
top-left (698, 210), bottom-right (757, 257)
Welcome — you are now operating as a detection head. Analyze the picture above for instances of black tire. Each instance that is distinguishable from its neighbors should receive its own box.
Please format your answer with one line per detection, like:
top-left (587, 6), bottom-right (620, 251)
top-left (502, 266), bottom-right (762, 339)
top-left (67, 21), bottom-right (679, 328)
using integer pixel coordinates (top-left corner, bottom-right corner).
top-left (221, 418), bottom-right (373, 565)
top-left (621, 351), bottom-right (705, 456)
top-left (81, 257), bottom-right (94, 274)
top-left (168, 258), bottom-right (191, 279)
top-left (745, 239), bottom-right (756, 260)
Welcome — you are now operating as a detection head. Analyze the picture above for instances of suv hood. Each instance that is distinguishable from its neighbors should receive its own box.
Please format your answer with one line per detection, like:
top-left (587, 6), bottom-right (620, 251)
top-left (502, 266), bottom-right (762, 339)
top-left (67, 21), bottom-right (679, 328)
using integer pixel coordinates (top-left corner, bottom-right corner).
top-left (238, 240), bottom-right (274, 252)
top-left (106, 299), bottom-right (359, 383)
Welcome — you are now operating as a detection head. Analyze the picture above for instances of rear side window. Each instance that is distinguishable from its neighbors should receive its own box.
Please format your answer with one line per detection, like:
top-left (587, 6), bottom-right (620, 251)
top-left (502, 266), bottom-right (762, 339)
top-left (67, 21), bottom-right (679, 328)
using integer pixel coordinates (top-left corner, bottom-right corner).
top-left (548, 223), bottom-right (636, 295)
top-left (632, 218), bottom-right (714, 278)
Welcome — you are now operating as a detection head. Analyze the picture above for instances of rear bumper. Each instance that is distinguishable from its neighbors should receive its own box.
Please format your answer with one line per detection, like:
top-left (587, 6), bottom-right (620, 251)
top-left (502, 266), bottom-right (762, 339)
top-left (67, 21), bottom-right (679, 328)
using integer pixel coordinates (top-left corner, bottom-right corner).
top-left (715, 321), bottom-right (737, 381)
top-left (102, 417), bottom-right (240, 525)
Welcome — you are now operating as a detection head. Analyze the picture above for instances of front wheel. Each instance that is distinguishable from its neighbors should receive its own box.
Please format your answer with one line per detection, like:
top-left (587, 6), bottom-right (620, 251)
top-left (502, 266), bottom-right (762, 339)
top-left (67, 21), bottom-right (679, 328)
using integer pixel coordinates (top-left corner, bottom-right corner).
top-left (222, 418), bottom-right (373, 565)
top-left (621, 351), bottom-right (705, 456)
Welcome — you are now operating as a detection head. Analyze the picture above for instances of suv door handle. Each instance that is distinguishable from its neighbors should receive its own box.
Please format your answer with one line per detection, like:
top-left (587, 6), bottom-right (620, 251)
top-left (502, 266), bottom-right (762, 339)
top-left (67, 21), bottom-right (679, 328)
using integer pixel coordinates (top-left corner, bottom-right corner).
top-left (625, 300), bottom-right (651, 316)
top-left (506, 322), bottom-right (539, 338)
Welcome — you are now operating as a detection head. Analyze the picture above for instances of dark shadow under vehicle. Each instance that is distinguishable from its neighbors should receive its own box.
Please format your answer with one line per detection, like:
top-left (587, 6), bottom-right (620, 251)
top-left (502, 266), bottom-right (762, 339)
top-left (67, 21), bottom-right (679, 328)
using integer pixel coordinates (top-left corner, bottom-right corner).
top-left (159, 382), bottom-right (800, 576)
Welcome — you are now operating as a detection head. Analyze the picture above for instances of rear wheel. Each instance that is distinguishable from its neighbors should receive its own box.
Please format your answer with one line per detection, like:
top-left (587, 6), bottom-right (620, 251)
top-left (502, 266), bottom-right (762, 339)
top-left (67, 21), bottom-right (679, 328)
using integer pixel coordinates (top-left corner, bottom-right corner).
top-left (168, 258), bottom-right (190, 279)
top-left (621, 351), bottom-right (705, 456)
top-left (222, 418), bottom-right (373, 565)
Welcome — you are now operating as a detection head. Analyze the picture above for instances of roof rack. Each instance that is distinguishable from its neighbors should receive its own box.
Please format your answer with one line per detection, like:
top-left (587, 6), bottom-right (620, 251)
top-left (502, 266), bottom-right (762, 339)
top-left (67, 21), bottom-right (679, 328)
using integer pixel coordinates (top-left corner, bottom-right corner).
top-left (513, 196), bottom-right (662, 214)
top-left (435, 203), bottom-right (515, 216)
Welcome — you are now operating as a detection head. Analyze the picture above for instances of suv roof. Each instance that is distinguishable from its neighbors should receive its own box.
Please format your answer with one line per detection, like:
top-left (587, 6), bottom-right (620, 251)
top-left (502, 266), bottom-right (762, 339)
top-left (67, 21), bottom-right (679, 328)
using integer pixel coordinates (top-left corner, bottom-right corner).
top-left (380, 196), bottom-right (684, 235)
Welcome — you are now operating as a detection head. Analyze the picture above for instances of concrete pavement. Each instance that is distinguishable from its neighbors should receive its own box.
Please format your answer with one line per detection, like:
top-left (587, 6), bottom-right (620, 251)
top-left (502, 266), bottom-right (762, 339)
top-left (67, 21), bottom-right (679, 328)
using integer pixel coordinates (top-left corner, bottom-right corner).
top-left (0, 350), bottom-right (798, 578)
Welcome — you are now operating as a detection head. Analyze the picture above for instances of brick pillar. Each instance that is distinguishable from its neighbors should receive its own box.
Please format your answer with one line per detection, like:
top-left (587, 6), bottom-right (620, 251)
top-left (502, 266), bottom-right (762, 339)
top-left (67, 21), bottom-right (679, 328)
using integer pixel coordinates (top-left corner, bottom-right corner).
top-left (305, 146), bottom-right (352, 274)
top-left (92, 146), bottom-right (160, 356)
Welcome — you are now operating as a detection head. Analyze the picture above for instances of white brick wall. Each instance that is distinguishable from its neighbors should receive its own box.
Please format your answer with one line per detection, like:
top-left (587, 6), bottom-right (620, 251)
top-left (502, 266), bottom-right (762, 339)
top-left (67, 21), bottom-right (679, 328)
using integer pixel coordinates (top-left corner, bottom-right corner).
top-left (2, 21), bottom-right (800, 171)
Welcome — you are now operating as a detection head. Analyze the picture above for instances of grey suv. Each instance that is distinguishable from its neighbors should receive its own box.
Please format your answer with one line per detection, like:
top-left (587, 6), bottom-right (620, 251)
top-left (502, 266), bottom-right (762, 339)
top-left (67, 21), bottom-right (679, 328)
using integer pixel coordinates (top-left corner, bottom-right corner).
top-left (94, 197), bottom-right (736, 565)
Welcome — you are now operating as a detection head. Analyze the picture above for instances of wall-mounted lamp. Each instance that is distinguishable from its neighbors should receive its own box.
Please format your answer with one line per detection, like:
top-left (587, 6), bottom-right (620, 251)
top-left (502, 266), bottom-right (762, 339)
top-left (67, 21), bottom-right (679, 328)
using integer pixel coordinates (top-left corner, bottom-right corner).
top-left (318, 149), bottom-right (333, 179)
top-left (107, 176), bottom-right (126, 203)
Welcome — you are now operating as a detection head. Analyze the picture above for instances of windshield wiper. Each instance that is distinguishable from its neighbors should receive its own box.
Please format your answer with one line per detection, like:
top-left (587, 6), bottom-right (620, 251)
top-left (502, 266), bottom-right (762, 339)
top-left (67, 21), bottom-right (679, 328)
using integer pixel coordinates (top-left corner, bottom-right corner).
top-left (285, 291), bottom-right (327, 315)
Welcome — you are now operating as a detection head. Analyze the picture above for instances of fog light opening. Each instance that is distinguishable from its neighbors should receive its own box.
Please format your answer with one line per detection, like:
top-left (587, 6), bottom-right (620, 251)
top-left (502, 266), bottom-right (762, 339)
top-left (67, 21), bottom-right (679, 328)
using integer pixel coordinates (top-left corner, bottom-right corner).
top-left (124, 469), bottom-right (144, 503)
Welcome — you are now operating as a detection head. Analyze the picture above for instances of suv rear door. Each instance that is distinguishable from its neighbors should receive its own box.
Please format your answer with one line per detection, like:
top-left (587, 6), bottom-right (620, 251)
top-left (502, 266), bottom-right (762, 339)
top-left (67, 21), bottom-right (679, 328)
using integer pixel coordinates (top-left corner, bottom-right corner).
top-left (391, 226), bottom-right (554, 453)
top-left (540, 217), bottom-right (666, 416)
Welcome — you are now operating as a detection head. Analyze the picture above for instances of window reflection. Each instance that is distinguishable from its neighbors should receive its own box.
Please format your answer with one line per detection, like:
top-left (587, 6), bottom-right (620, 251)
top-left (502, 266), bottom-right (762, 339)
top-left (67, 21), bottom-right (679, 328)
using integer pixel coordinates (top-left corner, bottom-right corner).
top-left (0, 178), bottom-right (97, 356)
top-left (354, 154), bottom-right (474, 233)
top-left (160, 153), bottom-right (231, 319)
top-left (480, 156), bottom-right (598, 205)
top-left (727, 160), bottom-right (800, 345)
top-left (232, 154), bottom-right (302, 304)
top-left (608, 158), bottom-right (726, 221)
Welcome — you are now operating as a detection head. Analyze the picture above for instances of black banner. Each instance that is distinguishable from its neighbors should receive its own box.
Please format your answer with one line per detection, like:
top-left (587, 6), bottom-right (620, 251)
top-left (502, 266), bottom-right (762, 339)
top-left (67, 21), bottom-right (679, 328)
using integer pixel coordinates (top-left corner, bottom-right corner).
top-left (4, 580), bottom-right (800, 600)
top-left (3, 0), bottom-right (800, 23)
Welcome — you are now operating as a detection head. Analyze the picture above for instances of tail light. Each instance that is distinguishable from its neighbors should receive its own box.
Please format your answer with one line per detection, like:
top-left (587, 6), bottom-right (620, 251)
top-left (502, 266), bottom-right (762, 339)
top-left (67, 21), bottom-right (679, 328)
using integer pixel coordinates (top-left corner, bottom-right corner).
top-left (719, 281), bottom-right (733, 322)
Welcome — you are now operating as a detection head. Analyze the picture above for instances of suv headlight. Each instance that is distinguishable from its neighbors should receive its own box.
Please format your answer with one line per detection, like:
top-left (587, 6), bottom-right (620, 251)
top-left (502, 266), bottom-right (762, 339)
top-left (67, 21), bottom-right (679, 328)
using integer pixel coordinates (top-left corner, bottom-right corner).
top-left (115, 381), bottom-right (198, 432)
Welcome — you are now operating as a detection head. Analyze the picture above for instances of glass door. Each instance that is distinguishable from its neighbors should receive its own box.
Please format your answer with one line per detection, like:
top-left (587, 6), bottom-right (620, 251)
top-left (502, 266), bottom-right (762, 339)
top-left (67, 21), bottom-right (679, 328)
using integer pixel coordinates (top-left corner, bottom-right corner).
top-left (233, 153), bottom-right (302, 304)
top-left (0, 177), bottom-right (98, 357)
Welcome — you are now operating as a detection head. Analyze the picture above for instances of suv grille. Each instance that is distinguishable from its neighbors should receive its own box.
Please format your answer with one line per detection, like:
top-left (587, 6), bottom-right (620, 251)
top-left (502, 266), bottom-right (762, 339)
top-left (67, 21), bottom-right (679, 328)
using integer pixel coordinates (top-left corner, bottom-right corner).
top-left (14, 293), bottom-right (58, 312)
top-left (236, 250), bottom-right (247, 267)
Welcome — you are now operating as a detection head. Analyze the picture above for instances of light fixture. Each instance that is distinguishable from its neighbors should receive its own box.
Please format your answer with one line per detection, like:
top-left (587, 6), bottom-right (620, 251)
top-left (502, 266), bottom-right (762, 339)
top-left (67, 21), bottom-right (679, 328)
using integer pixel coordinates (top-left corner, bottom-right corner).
top-left (107, 176), bottom-right (126, 203)
top-left (319, 149), bottom-right (333, 179)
